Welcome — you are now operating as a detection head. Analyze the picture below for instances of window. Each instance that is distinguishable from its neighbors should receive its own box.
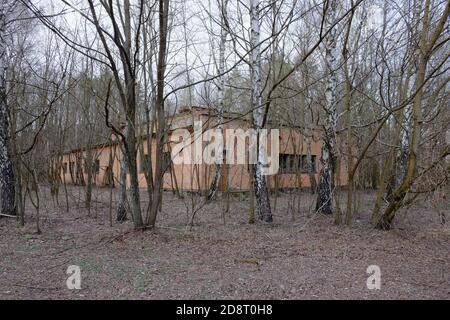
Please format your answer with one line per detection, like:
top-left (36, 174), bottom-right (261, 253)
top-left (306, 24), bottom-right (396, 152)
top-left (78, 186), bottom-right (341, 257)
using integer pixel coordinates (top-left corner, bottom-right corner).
top-left (63, 162), bottom-right (68, 174)
top-left (84, 159), bottom-right (100, 174)
top-left (279, 154), bottom-right (317, 174)
top-left (279, 154), bottom-right (298, 174)
top-left (303, 155), bottom-right (316, 172)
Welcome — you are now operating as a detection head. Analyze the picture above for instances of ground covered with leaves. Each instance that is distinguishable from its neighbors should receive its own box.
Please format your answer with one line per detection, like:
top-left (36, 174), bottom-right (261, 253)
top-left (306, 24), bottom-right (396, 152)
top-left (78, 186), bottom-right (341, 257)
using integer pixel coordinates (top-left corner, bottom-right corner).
top-left (0, 186), bottom-right (448, 299)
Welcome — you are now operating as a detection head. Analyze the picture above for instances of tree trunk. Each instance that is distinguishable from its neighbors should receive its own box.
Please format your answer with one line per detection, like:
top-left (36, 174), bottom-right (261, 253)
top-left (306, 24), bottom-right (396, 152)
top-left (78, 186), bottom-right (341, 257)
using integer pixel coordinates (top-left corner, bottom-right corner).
top-left (85, 148), bottom-right (93, 215)
top-left (124, 128), bottom-right (143, 227)
top-left (342, 4), bottom-right (355, 225)
top-left (248, 165), bottom-right (255, 224)
top-left (371, 76), bottom-right (408, 224)
top-left (0, 7), bottom-right (16, 217)
top-left (316, 1), bottom-right (338, 215)
top-left (305, 135), bottom-right (317, 194)
top-left (147, 0), bottom-right (169, 228)
top-left (117, 144), bottom-right (128, 222)
top-left (208, 0), bottom-right (228, 201)
top-left (250, 0), bottom-right (272, 223)
top-left (122, 0), bottom-right (143, 228)
top-left (377, 0), bottom-right (450, 229)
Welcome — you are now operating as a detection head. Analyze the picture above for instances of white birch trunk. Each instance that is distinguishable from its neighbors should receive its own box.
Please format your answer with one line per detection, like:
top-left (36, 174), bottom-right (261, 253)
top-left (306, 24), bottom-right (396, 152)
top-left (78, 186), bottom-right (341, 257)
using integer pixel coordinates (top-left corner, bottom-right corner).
top-left (316, 1), bottom-right (338, 215)
top-left (250, 0), bottom-right (272, 222)
top-left (208, 0), bottom-right (228, 201)
top-left (0, 2), bottom-right (16, 216)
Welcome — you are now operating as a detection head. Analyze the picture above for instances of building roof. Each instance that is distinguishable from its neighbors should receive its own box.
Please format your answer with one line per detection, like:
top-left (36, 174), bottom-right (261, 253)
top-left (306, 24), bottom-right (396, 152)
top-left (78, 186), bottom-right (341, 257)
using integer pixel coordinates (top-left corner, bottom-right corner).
top-left (62, 106), bottom-right (324, 155)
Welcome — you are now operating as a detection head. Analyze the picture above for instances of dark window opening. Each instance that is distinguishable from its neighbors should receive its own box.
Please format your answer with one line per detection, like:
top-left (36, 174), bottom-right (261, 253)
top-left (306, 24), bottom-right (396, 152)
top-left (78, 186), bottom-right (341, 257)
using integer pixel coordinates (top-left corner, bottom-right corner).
top-left (309, 155), bottom-right (317, 172)
top-left (279, 154), bottom-right (316, 174)
top-left (84, 159), bottom-right (100, 174)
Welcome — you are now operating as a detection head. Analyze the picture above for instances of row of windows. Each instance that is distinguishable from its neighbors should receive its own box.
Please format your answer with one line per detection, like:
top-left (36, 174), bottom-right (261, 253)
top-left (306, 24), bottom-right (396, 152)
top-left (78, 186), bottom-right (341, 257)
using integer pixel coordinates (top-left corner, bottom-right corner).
top-left (62, 153), bottom-right (317, 175)
top-left (279, 154), bottom-right (317, 174)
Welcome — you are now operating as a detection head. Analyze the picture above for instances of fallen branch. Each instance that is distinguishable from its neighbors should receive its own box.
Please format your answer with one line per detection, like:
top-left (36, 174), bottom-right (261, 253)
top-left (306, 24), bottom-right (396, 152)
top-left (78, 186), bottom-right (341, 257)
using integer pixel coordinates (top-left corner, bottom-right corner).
top-left (0, 213), bottom-right (17, 218)
top-left (8, 282), bottom-right (59, 291)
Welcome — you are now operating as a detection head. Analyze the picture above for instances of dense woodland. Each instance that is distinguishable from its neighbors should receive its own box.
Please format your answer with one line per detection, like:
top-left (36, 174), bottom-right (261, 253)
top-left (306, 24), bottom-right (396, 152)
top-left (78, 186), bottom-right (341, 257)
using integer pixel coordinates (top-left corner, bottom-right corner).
top-left (0, 0), bottom-right (449, 234)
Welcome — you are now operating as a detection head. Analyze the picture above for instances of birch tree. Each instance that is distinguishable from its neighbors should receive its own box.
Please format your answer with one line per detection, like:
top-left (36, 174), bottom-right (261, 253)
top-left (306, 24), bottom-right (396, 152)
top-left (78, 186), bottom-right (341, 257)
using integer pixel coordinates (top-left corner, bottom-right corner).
top-left (0, 0), bottom-right (16, 217)
top-left (250, 0), bottom-right (272, 223)
top-left (315, 0), bottom-right (339, 215)
top-left (207, 0), bottom-right (228, 201)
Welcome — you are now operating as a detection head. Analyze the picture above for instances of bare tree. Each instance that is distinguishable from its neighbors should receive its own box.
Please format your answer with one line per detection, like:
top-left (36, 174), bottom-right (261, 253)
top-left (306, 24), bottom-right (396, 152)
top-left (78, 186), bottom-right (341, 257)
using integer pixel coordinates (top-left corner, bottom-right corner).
top-left (377, 0), bottom-right (450, 229)
top-left (86, 0), bottom-right (144, 229)
top-left (207, 0), bottom-right (228, 201)
top-left (146, 0), bottom-right (170, 228)
top-left (315, 0), bottom-right (339, 216)
top-left (250, 0), bottom-right (272, 223)
top-left (0, 0), bottom-right (16, 217)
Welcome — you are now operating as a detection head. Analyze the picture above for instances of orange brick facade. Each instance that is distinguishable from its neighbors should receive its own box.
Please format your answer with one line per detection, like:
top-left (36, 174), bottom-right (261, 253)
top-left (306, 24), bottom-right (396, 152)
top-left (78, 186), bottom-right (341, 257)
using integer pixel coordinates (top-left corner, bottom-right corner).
top-left (60, 108), bottom-right (349, 192)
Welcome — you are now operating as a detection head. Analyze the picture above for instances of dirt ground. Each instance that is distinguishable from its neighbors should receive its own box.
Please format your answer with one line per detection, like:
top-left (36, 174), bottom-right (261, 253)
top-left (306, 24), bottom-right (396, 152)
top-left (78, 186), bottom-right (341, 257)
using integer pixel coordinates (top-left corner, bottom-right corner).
top-left (0, 185), bottom-right (448, 299)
